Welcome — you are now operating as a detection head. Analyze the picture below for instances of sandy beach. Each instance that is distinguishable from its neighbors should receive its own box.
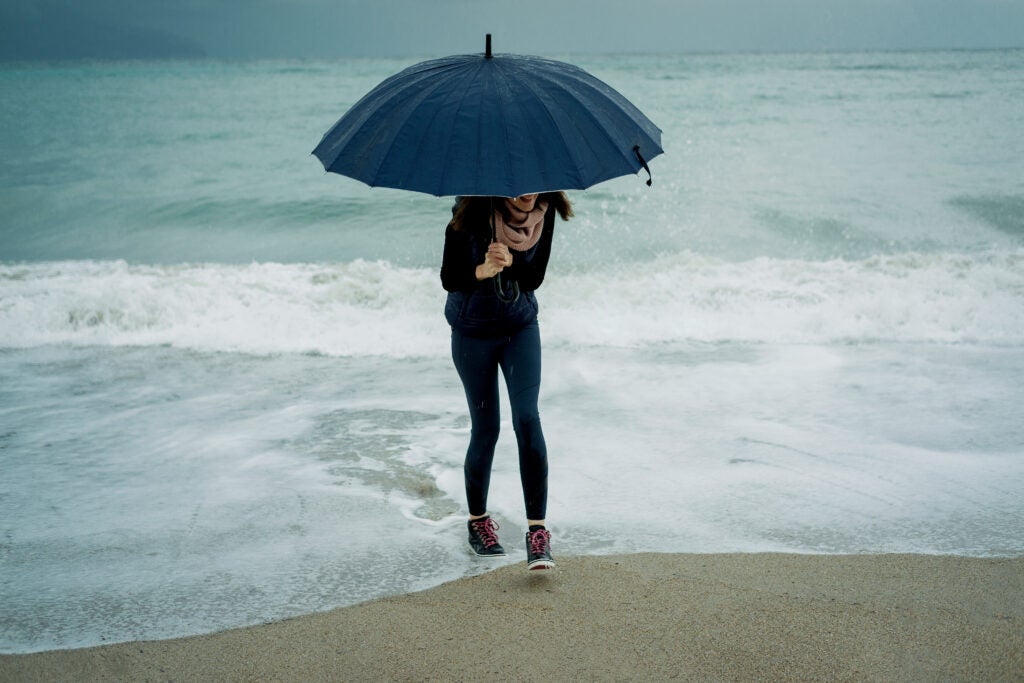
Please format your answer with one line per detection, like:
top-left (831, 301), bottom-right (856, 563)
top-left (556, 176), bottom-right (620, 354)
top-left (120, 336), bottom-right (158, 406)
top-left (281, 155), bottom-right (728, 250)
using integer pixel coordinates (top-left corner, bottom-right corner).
top-left (2, 552), bottom-right (1021, 682)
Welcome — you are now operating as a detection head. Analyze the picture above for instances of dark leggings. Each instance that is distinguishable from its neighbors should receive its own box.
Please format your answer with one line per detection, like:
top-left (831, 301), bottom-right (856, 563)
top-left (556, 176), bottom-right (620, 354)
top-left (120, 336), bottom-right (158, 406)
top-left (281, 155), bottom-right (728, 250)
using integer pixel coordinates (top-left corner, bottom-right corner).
top-left (451, 320), bottom-right (547, 521)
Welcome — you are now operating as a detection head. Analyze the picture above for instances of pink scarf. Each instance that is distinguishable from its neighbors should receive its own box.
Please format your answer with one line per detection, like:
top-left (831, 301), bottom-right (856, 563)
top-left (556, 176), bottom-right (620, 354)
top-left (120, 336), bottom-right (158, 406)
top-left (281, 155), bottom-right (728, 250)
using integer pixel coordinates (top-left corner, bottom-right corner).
top-left (494, 199), bottom-right (548, 252)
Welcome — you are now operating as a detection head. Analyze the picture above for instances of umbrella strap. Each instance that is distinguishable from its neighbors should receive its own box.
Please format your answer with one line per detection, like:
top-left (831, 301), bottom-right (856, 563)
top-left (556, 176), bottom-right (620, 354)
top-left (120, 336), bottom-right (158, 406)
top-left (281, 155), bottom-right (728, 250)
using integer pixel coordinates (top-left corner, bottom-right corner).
top-left (634, 145), bottom-right (653, 187)
top-left (489, 196), bottom-right (520, 304)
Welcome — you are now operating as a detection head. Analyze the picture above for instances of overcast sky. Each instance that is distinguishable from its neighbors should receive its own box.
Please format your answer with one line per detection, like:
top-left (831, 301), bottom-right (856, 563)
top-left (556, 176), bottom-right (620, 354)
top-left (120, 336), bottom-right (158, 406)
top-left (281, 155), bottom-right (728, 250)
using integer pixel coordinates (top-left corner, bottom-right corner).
top-left (2, 0), bottom-right (1023, 60)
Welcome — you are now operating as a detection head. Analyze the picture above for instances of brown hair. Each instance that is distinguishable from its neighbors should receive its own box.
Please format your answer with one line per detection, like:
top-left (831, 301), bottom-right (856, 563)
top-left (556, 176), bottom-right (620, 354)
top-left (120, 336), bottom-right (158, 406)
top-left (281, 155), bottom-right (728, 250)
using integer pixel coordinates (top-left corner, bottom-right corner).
top-left (448, 192), bottom-right (573, 233)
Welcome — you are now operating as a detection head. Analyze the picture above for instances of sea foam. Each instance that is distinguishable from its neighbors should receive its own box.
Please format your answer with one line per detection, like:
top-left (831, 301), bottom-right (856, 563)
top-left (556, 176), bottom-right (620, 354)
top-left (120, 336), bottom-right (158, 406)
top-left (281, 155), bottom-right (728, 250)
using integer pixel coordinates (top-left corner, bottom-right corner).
top-left (2, 250), bottom-right (1022, 355)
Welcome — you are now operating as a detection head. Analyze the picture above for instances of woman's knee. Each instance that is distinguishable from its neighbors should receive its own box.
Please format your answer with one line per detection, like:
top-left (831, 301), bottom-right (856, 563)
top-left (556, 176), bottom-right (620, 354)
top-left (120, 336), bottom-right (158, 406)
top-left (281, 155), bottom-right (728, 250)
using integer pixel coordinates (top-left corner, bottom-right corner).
top-left (511, 411), bottom-right (544, 444)
top-left (470, 423), bottom-right (500, 451)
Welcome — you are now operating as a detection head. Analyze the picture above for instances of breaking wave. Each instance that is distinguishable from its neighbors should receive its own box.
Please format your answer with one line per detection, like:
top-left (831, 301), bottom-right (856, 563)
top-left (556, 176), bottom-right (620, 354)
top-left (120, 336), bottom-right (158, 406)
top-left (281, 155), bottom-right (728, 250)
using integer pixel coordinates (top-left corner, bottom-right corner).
top-left (2, 250), bottom-right (1023, 356)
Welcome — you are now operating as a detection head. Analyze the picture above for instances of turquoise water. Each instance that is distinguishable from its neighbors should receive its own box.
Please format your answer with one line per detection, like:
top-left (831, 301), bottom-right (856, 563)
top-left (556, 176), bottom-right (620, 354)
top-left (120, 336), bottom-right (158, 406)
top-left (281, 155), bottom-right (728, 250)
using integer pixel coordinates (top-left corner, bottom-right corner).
top-left (2, 50), bottom-right (1023, 652)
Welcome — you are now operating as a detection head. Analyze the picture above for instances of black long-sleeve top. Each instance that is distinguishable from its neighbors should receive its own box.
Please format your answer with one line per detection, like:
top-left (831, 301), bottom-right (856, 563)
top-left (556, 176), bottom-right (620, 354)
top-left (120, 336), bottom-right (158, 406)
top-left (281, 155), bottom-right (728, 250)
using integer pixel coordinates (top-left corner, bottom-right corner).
top-left (440, 202), bottom-right (556, 336)
top-left (440, 208), bottom-right (555, 293)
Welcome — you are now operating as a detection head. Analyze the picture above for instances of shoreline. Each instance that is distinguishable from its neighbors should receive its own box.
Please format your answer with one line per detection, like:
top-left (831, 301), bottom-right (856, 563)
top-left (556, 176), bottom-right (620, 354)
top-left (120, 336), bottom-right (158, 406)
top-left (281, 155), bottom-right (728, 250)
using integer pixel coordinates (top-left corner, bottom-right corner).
top-left (2, 552), bottom-right (1022, 681)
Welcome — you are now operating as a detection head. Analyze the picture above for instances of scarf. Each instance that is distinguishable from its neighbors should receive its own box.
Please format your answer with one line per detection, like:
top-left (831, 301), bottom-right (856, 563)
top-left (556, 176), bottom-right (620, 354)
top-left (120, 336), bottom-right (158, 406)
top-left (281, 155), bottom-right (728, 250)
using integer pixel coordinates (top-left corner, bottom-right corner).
top-left (493, 198), bottom-right (548, 252)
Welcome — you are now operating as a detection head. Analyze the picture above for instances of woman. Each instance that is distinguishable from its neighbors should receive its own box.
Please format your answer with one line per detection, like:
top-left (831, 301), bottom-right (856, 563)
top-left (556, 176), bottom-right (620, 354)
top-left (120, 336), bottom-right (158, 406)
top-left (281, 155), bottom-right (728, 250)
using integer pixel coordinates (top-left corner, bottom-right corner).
top-left (440, 191), bottom-right (572, 570)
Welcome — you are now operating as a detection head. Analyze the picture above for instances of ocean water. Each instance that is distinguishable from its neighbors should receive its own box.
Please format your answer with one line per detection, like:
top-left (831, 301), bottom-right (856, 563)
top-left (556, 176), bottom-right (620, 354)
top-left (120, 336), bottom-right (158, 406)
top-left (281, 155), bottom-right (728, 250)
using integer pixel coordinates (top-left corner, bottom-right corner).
top-left (2, 49), bottom-right (1023, 653)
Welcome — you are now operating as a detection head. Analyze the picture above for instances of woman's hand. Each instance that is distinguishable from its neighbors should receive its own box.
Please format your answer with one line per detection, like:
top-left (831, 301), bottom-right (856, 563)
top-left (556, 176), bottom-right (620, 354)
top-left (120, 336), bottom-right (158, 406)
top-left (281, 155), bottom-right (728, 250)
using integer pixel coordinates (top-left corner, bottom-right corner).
top-left (475, 241), bottom-right (512, 280)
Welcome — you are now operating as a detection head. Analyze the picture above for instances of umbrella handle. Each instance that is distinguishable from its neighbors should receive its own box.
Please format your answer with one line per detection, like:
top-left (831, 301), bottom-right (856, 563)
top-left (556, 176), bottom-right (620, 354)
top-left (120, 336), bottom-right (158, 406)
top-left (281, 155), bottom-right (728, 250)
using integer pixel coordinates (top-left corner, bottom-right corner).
top-left (494, 273), bottom-right (520, 303)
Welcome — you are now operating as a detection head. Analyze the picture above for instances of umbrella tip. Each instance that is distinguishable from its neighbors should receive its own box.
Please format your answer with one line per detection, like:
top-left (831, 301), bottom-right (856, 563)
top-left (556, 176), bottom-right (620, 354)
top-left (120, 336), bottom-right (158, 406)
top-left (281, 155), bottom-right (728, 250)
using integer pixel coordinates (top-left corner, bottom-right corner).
top-left (485, 34), bottom-right (492, 58)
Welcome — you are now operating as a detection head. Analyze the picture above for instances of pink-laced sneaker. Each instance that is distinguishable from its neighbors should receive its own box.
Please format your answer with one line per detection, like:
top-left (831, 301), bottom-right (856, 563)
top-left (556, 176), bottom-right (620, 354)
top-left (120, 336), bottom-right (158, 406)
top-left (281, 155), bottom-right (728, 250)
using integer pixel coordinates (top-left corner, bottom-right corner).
top-left (468, 516), bottom-right (506, 557)
top-left (526, 526), bottom-right (555, 570)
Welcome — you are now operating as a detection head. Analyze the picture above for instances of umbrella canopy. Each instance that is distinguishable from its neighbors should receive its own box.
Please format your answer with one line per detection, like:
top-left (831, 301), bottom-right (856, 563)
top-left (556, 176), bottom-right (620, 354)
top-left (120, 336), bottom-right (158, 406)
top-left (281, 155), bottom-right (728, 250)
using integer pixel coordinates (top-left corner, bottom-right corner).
top-left (313, 36), bottom-right (663, 197)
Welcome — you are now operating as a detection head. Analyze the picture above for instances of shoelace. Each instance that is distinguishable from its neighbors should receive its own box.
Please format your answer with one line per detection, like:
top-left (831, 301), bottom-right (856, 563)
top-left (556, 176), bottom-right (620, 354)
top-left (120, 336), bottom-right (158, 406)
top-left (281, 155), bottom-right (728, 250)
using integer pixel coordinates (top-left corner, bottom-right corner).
top-left (527, 528), bottom-right (551, 555)
top-left (471, 518), bottom-right (501, 548)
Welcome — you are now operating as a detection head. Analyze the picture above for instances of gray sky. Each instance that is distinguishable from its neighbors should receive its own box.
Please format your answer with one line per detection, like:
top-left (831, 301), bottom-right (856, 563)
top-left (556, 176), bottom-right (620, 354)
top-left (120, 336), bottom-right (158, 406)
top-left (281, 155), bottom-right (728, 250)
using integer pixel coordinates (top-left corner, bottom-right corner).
top-left (2, 0), bottom-right (1023, 60)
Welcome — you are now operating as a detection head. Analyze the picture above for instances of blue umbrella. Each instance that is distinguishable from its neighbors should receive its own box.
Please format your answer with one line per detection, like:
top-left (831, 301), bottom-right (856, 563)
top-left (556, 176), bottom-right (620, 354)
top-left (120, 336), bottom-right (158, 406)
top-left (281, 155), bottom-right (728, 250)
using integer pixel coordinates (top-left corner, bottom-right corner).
top-left (313, 35), bottom-right (663, 197)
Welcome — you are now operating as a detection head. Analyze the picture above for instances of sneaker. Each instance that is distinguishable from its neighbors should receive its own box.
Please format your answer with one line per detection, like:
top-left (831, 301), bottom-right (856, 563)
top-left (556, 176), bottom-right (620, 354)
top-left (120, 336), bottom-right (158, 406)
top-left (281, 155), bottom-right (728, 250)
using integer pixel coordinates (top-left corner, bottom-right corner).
top-left (468, 516), bottom-right (506, 557)
top-left (525, 526), bottom-right (555, 570)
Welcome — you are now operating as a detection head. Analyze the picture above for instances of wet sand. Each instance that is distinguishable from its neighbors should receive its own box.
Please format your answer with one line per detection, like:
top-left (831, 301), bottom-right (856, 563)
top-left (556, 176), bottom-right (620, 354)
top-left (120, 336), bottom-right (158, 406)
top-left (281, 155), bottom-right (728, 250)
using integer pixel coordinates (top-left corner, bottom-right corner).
top-left (2, 553), bottom-right (1022, 682)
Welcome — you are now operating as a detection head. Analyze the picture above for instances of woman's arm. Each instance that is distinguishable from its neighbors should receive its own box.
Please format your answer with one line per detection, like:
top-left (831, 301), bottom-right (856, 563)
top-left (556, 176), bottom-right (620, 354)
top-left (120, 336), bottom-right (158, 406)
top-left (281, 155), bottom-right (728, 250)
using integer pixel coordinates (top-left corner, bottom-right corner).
top-left (440, 226), bottom-right (480, 292)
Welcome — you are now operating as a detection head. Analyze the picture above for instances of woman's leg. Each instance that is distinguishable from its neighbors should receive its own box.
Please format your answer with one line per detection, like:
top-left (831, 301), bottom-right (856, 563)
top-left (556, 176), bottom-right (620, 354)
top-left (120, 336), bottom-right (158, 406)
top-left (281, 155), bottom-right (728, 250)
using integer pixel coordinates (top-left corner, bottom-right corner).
top-left (451, 329), bottom-right (502, 517)
top-left (498, 321), bottom-right (548, 523)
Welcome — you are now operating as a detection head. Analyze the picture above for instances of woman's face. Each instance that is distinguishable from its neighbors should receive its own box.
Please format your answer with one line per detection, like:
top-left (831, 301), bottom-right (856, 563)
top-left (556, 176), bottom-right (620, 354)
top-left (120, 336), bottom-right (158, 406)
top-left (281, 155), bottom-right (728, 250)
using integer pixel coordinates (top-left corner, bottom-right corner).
top-left (509, 193), bottom-right (539, 211)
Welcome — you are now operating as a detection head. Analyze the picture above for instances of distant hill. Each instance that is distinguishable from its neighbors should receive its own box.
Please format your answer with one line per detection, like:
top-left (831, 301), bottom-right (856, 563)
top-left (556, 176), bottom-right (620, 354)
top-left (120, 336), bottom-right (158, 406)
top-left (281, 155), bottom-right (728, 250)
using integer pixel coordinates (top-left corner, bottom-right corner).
top-left (0, 6), bottom-right (206, 60)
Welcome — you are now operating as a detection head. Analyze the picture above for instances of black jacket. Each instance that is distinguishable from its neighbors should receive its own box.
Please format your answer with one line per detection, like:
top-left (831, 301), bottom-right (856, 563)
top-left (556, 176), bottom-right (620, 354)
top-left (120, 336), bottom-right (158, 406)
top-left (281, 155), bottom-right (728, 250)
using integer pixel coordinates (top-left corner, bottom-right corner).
top-left (440, 203), bottom-right (555, 337)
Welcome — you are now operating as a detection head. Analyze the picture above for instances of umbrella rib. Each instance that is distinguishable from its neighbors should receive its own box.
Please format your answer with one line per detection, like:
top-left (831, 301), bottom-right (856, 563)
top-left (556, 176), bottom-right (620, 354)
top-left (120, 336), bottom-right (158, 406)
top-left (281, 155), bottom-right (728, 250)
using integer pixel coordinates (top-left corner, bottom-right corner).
top-left (431, 58), bottom-right (489, 197)
top-left (315, 60), bottom-right (451, 170)
top-left (528, 66), bottom-right (648, 187)
top-left (491, 59), bottom-right (542, 195)
top-left (371, 60), bottom-right (472, 195)
top-left (514, 68), bottom-right (592, 190)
